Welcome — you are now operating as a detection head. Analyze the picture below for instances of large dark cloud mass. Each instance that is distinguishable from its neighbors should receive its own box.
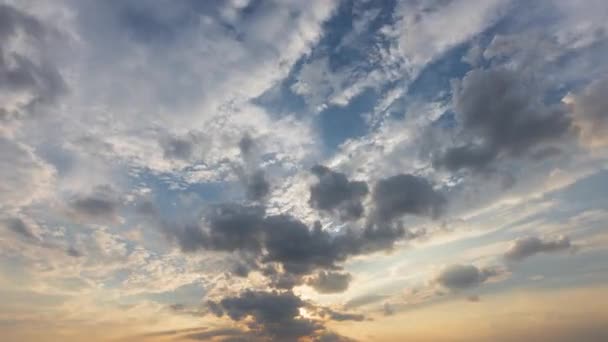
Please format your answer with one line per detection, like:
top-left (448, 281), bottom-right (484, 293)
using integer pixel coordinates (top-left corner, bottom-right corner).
top-left (504, 236), bottom-right (572, 261)
top-left (164, 168), bottom-right (445, 294)
top-left (0, 4), bottom-right (65, 120)
top-left (209, 290), bottom-right (322, 340)
top-left (309, 165), bottom-right (369, 221)
top-left (207, 290), bottom-right (361, 341)
top-left (434, 67), bottom-right (573, 172)
top-left (372, 174), bottom-right (445, 222)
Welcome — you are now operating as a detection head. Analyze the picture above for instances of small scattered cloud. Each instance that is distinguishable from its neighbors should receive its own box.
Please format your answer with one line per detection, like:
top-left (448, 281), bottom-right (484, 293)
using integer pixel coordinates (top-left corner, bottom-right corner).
top-left (435, 264), bottom-right (502, 290)
top-left (504, 236), bottom-right (573, 261)
top-left (306, 271), bottom-right (352, 294)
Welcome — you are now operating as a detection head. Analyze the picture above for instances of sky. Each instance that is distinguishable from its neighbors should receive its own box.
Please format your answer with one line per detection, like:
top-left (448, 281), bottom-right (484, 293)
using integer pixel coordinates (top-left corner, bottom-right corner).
top-left (1, 0), bottom-right (608, 341)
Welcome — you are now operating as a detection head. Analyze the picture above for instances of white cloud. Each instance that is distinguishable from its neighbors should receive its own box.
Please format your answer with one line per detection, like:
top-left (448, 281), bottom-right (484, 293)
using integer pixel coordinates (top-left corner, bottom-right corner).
top-left (0, 137), bottom-right (56, 210)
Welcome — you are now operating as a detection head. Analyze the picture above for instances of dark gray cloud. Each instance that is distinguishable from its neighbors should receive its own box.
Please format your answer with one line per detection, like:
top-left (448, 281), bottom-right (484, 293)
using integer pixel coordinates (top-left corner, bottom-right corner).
top-left (238, 134), bottom-right (255, 157)
top-left (0, 4), bottom-right (65, 120)
top-left (165, 204), bottom-right (422, 290)
top-left (307, 271), bottom-right (352, 294)
top-left (160, 135), bottom-right (194, 160)
top-left (205, 300), bottom-right (224, 317)
top-left (210, 290), bottom-right (322, 340)
top-left (372, 174), bottom-right (445, 222)
top-left (3, 217), bottom-right (38, 241)
top-left (238, 135), bottom-right (270, 202)
top-left (244, 170), bottom-right (270, 202)
top-left (165, 204), bottom-right (265, 253)
top-left (207, 290), bottom-right (358, 341)
top-left (504, 236), bottom-right (572, 261)
top-left (164, 174), bottom-right (441, 290)
top-left (435, 264), bottom-right (500, 290)
top-left (434, 67), bottom-right (573, 172)
top-left (309, 165), bottom-right (369, 221)
top-left (67, 185), bottom-right (121, 223)
top-left (262, 266), bottom-right (304, 289)
top-left (263, 216), bottom-right (344, 275)
top-left (66, 246), bottom-right (83, 257)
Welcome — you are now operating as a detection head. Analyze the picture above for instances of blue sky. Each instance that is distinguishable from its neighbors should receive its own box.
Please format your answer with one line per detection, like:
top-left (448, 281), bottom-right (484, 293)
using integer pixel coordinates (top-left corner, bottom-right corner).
top-left (1, 0), bottom-right (608, 341)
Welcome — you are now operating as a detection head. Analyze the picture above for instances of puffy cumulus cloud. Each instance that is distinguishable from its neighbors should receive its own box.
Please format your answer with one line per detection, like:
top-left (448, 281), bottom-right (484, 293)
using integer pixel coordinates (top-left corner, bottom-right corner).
top-left (309, 165), bottom-right (369, 221)
top-left (0, 3), bottom-right (65, 123)
top-left (568, 78), bottom-right (608, 149)
top-left (504, 236), bottom-right (572, 261)
top-left (435, 264), bottom-right (502, 290)
top-left (306, 271), bottom-right (352, 294)
top-left (371, 174), bottom-right (445, 222)
top-left (434, 67), bottom-right (574, 173)
top-left (0, 137), bottom-right (56, 209)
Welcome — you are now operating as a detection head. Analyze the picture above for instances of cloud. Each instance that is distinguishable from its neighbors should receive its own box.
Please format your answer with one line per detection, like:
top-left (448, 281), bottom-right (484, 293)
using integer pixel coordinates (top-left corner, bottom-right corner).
top-left (2, 217), bottom-right (39, 241)
top-left (0, 3), bottom-right (65, 121)
top-left (372, 174), bottom-right (445, 222)
top-left (309, 165), bottom-right (369, 221)
top-left (383, 302), bottom-right (395, 315)
top-left (210, 290), bottom-right (321, 340)
top-left (343, 294), bottom-right (389, 310)
top-left (307, 271), bottom-right (352, 294)
top-left (435, 264), bottom-right (501, 290)
top-left (244, 170), bottom-right (270, 202)
top-left (569, 78), bottom-right (608, 148)
top-left (0, 137), bottom-right (56, 209)
top-left (320, 308), bottom-right (365, 322)
top-left (434, 67), bottom-right (573, 172)
top-left (208, 290), bottom-right (358, 341)
top-left (262, 216), bottom-right (345, 275)
top-left (67, 185), bottom-right (122, 223)
top-left (238, 134), bottom-right (270, 202)
top-left (181, 328), bottom-right (245, 341)
top-left (164, 201), bottom-right (423, 288)
top-left (504, 236), bottom-right (572, 261)
top-left (139, 327), bottom-right (210, 338)
top-left (166, 204), bottom-right (265, 253)
top-left (160, 135), bottom-right (195, 161)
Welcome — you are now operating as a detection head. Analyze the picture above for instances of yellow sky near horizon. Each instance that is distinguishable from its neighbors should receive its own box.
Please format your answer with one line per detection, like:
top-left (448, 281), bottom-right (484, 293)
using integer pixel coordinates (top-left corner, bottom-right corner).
top-left (2, 285), bottom-right (607, 342)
